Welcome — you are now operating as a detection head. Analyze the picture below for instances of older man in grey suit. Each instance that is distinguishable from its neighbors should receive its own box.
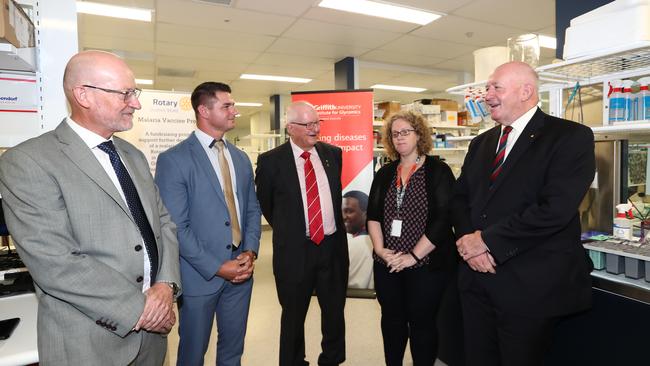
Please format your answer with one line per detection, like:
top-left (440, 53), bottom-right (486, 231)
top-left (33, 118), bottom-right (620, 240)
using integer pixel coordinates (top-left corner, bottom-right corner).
top-left (0, 50), bottom-right (180, 365)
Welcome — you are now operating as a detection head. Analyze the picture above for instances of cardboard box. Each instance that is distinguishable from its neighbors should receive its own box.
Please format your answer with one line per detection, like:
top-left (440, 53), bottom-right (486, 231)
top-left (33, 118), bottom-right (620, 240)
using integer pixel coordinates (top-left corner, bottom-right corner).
top-left (442, 111), bottom-right (458, 125)
top-left (376, 101), bottom-right (401, 119)
top-left (0, 0), bottom-right (35, 48)
top-left (429, 98), bottom-right (459, 112)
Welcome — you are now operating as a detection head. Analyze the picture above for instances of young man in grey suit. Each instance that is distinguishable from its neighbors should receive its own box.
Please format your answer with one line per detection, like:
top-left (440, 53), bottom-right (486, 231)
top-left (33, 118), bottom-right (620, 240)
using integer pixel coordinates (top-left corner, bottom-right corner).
top-left (256, 101), bottom-right (348, 366)
top-left (0, 51), bottom-right (181, 365)
top-left (155, 82), bottom-right (261, 366)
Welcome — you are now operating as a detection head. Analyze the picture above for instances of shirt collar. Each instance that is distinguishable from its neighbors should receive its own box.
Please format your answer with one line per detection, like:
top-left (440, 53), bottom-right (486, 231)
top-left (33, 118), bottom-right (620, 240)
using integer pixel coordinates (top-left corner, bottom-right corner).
top-left (289, 138), bottom-right (316, 160)
top-left (195, 128), bottom-right (227, 150)
top-left (66, 117), bottom-right (113, 148)
top-left (507, 106), bottom-right (538, 134)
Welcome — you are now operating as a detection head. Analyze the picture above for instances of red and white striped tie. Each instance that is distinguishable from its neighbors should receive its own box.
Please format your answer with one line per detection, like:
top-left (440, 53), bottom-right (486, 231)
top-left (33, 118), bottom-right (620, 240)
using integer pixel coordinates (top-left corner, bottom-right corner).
top-left (301, 151), bottom-right (324, 245)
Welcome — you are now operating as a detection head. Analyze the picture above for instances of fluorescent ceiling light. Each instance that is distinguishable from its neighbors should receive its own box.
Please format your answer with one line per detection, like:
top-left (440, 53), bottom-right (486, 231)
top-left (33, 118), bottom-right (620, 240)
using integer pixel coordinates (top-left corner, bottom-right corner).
top-left (237, 102), bottom-right (263, 107)
top-left (371, 84), bottom-right (427, 93)
top-left (76, 1), bottom-right (153, 22)
top-left (318, 0), bottom-right (443, 26)
top-left (135, 79), bottom-right (153, 85)
top-left (538, 35), bottom-right (557, 49)
top-left (240, 74), bottom-right (311, 83)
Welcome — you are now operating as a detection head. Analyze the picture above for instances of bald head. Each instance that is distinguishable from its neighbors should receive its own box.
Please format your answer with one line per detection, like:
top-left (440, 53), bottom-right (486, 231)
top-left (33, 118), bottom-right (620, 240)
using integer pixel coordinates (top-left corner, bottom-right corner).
top-left (62, 50), bottom-right (140, 139)
top-left (286, 101), bottom-right (317, 122)
top-left (63, 51), bottom-right (134, 104)
top-left (286, 101), bottom-right (321, 150)
top-left (485, 61), bottom-right (539, 125)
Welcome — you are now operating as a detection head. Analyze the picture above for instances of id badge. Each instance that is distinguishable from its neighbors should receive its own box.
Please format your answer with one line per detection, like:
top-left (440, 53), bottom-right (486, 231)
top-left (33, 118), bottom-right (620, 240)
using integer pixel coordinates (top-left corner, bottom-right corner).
top-left (390, 219), bottom-right (402, 237)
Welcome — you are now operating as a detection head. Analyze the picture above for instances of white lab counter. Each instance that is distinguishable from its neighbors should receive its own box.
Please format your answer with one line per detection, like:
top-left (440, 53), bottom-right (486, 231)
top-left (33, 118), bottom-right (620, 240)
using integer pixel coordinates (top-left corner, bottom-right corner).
top-left (0, 293), bottom-right (38, 366)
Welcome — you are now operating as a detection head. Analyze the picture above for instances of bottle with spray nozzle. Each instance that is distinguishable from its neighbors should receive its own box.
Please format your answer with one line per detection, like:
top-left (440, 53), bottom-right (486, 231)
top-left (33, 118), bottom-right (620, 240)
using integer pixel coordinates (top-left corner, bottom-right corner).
top-left (608, 80), bottom-right (625, 123)
top-left (613, 203), bottom-right (633, 240)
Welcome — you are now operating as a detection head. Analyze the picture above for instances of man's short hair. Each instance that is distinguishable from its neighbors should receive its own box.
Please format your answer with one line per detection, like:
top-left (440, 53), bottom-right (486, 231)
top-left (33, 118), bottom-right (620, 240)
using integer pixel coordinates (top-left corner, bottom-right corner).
top-left (343, 190), bottom-right (368, 212)
top-left (191, 82), bottom-right (231, 114)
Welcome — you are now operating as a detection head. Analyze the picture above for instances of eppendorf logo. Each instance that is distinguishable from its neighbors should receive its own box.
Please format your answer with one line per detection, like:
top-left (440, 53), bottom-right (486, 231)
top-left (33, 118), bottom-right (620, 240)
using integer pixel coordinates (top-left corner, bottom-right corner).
top-left (0, 96), bottom-right (19, 103)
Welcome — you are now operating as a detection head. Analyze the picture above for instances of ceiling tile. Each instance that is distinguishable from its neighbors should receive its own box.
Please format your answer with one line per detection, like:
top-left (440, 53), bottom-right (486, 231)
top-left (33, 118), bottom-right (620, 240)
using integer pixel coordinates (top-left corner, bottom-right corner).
top-left (253, 53), bottom-right (334, 72)
top-left (359, 49), bottom-right (447, 67)
top-left (282, 19), bottom-right (402, 49)
top-left (156, 42), bottom-right (261, 63)
top-left (379, 35), bottom-right (478, 59)
top-left (412, 15), bottom-right (526, 47)
top-left (156, 23), bottom-right (276, 50)
top-left (156, 0), bottom-right (296, 36)
top-left (266, 38), bottom-right (371, 59)
top-left (235, 0), bottom-right (315, 17)
top-left (453, 0), bottom-right (555, 31)
top-left (302, 7), bottom-right (420, 33)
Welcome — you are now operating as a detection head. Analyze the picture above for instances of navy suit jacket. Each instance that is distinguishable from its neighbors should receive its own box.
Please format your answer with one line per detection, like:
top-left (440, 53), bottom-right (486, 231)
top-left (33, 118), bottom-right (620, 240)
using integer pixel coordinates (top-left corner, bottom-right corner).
top-left (450, 108), bottom-right (596, 317)
top-left (155, 132), bottom-right (261, 296)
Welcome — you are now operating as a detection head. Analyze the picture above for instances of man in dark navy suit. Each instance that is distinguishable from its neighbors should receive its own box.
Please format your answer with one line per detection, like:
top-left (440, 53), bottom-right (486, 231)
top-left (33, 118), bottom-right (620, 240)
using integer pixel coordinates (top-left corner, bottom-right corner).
top-left (451, 61), bottom-right (595, 366)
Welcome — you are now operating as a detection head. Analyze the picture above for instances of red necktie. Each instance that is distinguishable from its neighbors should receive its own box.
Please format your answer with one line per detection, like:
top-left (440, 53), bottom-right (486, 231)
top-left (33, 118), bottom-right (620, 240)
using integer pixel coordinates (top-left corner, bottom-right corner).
top-left (301, 151), bottom-right (324, 245)
top-left (490, 125), bottom-right (513, 182)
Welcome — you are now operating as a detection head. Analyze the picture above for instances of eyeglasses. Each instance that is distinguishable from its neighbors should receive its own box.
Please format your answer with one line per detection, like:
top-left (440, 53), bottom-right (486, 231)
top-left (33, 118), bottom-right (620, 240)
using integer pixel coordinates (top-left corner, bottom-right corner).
top-left (82, 85), bottom-right (142, 102)
top-left (290, 120), bottom-right (322, 129)
top-left (391, 129), bottom-right (415, 138)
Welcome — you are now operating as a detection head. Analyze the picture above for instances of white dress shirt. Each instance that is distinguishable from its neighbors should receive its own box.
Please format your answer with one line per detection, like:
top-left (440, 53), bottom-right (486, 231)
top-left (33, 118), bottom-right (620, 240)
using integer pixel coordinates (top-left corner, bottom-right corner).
top-left (66, 117), bottom-right (152, 291)
top-left (289, 139), bottom-right (336, 237)
top-left (194, 129), bottom-right (242, 224)
top-left (497, 106), bottom-right (538, 160)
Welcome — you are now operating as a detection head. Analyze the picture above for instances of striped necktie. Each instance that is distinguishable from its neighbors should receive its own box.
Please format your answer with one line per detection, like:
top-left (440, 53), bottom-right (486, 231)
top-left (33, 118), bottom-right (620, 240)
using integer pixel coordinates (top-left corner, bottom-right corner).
top-left (301, 151), bottom-right (324, 245)
top-left (490, 125), bottom-right (513, 183)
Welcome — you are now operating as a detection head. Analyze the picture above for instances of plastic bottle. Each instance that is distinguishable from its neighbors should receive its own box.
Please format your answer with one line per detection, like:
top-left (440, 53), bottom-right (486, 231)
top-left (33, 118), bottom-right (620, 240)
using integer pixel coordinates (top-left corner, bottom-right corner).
top-left (613, 203), bottom-right (633, 240)
top-left (608, 80), bottom-right (625, 123)
top-left (464, 93), bottom-right (482, 124)
top-left (622, 80), bottom-right (636, 121)
top-left (637, 77), bottom-right (650, 121)
top-left (474, 93), bottom-right (490, 118)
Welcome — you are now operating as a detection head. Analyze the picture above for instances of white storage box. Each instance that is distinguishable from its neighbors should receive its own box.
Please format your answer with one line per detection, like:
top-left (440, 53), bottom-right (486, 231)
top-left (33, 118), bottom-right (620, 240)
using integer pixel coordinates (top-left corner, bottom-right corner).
top-left (564, 0), bottom-right (650, 60)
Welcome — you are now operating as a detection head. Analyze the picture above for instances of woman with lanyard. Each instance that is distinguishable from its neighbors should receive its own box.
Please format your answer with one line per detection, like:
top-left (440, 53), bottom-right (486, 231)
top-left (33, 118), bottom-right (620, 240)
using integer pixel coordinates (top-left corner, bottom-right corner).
top-left (367, 110), bottom-right (457, 365)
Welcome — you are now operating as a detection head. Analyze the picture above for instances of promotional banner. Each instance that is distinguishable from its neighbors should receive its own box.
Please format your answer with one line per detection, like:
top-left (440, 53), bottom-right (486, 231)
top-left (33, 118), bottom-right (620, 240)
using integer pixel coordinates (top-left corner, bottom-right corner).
top-left (291, 90), bottom-right (374, 194)
top-left (292, 90), bottom-right (375, 292)
top-left (117, 89), bottom-right (196, 173)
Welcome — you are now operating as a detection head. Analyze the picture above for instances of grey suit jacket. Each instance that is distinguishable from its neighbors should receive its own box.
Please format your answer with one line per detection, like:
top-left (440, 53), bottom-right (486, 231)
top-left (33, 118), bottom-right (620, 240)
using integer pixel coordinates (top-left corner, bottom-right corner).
top-left (0, 120), bottom-right (180, 365)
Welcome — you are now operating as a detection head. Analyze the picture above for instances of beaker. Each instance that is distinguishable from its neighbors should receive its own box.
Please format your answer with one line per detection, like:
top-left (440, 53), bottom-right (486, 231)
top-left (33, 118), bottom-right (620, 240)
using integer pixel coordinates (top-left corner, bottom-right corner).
top-left (507, 34), bottom-right (540, 68)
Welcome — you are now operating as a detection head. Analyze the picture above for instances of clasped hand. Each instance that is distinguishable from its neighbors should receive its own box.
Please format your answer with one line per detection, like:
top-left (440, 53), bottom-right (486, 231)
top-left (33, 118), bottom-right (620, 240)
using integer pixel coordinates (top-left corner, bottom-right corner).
top-left (456, 230), bottom-right (497, 274)
top-left (376, 248), bottom-right (416, 273)
top-left (217, 251), bottom-right (255, 283)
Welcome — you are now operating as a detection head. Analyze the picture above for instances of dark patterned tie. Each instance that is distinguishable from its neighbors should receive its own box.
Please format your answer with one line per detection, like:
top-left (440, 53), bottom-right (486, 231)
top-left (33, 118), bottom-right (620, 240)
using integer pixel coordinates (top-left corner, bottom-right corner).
top-left (301, 151), bottom-right (324, 245)
top-left (490, 125), bottom-right (513, 183)
top-left (97, 141), bottom-right (158, 282)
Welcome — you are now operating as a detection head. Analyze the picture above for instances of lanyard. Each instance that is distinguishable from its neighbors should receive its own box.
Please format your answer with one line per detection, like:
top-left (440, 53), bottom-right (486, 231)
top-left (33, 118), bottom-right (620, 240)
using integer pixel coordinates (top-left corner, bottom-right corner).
top-left (395, 156), bottom-right (420, 211)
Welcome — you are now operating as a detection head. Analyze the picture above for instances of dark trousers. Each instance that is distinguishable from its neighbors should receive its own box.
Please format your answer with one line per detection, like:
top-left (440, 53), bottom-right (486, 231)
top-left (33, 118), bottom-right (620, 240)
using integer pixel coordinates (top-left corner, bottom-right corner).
top-left (460, 274), bottom-right (557, 366)
top-left (374, 262), bottom-right (450, 366)
top-left (275, 235), bottom-right (348, 366)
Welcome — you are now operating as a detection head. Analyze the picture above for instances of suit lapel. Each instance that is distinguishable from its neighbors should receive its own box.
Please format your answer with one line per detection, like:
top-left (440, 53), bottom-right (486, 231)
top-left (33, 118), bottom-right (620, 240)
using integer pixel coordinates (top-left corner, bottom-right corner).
top-left (280, 142), bottom-right (307, 220)
top-left (113, 137), bottom-right (156, 227)
top-left (188, 132), bottom-right (228, 207)
top-left (487, 109), bottom-right (546, 198)
top-left (55, 121), bottom-right (131, 217)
